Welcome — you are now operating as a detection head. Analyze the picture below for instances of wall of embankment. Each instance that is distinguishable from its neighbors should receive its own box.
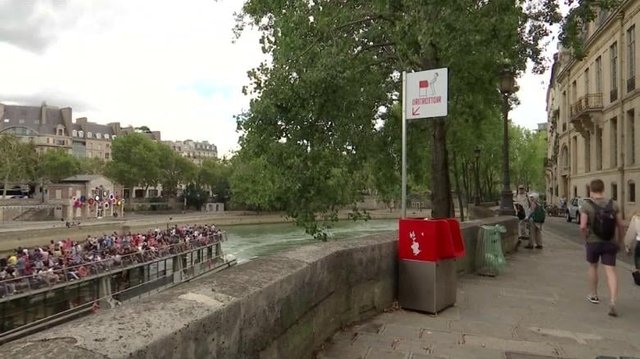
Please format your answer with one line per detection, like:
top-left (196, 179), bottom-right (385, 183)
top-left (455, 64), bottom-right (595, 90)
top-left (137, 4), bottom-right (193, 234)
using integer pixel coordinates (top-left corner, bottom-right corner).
top-left (5, 216), bottom-right (517, 359)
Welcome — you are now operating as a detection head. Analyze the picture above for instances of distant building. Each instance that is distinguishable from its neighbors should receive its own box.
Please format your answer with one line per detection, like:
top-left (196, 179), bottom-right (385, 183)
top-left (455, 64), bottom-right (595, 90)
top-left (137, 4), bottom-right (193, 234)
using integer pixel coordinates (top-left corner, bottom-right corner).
top-left (0, 103), bottom-right (152, 160)
top-left (536, 123), bottom-right (548, 132)
top-left (0, 102), bottom-right (74, 154)
top-left (163, 139), bottom-right (218, 165)
top-left (1, 102), bottom-right (218, 200)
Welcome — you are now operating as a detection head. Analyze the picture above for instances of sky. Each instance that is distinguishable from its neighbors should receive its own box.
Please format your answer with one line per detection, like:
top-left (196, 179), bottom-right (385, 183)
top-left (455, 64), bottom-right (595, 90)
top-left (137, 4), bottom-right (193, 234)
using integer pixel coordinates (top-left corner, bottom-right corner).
top-left (0, 0), bottom-right (556, 157)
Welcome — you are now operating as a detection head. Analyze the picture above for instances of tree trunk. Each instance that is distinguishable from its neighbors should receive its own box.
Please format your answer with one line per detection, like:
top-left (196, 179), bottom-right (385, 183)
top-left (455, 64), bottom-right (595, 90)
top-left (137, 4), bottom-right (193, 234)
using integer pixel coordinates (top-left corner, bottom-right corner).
top-left (430, 118), bottom-right (452, 218)
top-left (452, 152), bottom-right (464, 221)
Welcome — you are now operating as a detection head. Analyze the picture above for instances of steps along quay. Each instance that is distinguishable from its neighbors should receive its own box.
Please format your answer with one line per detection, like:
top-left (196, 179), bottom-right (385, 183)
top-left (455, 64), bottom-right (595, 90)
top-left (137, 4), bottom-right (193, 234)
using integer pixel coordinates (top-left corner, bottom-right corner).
top-left (0, 227), bottom-right (237, 344)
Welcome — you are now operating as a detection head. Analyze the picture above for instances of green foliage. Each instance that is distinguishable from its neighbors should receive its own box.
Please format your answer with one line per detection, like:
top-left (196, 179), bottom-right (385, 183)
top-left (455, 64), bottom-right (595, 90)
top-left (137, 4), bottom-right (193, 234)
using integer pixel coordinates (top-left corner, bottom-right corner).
top-left (510, 126), bottom-right (547, 192)
top-left (79, 157), bottom-right (107, 175)
top-left (184, 183), bottom-right (209, 210)
top-left (37, 149), bottom-right (82, 183)
top-left (156, 142), bottom-right (197, 198)
top-left (235, 0), bottom-right (560, 236)
top-left (106, 133), bottom-right (160, 196)
top-left (560, 0), bottom-right (622, 59)
top-left (197, 158), bottom-right (232, 205)
top-left (0, 134), bottom-right (37, 197)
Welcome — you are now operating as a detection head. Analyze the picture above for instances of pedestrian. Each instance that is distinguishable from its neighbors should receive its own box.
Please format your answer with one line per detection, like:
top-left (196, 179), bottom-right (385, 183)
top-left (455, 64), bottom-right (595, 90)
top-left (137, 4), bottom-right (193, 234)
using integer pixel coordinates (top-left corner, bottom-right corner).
top-left (623, 210), bottom-right (640, 285)
top-left (525, 192), bottom-right (544, 249)
top-left (514, 185), bottom-right (531, 249)
top-left (579, 179), bottom-right (625, 317)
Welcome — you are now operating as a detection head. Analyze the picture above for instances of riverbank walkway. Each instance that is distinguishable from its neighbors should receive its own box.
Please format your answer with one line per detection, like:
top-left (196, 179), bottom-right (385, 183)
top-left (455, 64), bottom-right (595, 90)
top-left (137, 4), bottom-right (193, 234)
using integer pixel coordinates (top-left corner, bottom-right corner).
top-left (318, 226), bottom-right (640, 358)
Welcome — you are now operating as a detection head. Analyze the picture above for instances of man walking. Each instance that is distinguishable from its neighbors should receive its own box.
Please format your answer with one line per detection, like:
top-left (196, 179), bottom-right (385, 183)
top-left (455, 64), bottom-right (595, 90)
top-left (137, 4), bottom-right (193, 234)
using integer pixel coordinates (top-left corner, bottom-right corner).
top-left (579, 179), bottom-right (625, 317)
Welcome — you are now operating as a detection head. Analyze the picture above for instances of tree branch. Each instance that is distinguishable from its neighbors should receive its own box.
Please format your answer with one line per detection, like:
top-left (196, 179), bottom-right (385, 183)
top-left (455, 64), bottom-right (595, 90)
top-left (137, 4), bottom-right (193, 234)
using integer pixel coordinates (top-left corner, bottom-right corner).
top-left (355, 42), bottom-right (396, 56)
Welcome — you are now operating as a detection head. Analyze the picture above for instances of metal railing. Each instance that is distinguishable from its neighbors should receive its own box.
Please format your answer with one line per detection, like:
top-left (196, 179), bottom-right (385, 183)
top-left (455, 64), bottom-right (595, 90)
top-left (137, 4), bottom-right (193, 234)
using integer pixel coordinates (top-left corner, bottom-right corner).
top-left (0, 232), bottom-right (226, 299)
top-left (0, 241), bottom-right (235, 344)
top-left (570, 93), bottom-right (603, 118)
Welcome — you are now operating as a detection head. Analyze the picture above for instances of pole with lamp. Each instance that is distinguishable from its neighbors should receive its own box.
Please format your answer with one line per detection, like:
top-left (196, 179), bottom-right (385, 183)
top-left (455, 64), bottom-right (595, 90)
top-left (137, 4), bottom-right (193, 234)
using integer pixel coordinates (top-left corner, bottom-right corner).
top-left (474, 146), bottom-right (481, 206)
top-left (498, 68), bottom-right (517, 215)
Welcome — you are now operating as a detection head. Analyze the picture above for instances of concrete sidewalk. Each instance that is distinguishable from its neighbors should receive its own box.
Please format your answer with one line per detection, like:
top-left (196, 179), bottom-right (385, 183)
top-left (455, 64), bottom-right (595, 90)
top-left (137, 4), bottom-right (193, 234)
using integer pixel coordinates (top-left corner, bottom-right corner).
top-left (318, 228), bottom-right (640, 358)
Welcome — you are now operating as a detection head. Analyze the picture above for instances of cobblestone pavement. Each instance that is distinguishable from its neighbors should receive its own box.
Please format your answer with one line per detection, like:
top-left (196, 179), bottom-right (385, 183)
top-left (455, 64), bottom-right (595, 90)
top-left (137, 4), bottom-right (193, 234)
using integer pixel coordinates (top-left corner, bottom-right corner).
top-left (318, 226), bottom-right (640, 359)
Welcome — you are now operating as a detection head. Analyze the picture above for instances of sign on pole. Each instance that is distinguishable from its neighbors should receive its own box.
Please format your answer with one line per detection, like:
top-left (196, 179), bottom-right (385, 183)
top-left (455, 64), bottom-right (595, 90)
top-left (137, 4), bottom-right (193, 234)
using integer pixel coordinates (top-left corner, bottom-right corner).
top-left (401, 68), bottom-right (448, 218)
top-left (405, 68), bottom-right (448, 120)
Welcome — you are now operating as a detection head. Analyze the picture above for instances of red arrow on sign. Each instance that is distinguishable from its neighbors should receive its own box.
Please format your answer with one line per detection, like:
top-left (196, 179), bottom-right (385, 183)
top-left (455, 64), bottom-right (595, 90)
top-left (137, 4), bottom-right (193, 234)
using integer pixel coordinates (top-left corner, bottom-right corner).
top-left (412, 106), bottom-right (420, 116)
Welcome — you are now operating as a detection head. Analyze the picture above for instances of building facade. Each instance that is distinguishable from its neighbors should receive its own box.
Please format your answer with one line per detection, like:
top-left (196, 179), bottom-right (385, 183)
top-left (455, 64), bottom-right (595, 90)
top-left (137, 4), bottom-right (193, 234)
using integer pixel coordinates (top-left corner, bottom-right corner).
top-left (163, 139), bottom-right (218, 165)
top-left (0, 102), bottom-right (73, 154)
top-left (546, 0), bottom-right (640, 218)
top-left (0, 103), bottom-right (163, 160)
top-left (1, 102), bottom-right (218, 200)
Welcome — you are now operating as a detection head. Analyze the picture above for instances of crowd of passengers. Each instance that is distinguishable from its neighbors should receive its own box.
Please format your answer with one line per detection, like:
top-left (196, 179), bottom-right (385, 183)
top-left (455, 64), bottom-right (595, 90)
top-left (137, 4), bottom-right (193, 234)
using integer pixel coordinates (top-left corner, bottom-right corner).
top-left (0, 224), bottom-right (223, 297)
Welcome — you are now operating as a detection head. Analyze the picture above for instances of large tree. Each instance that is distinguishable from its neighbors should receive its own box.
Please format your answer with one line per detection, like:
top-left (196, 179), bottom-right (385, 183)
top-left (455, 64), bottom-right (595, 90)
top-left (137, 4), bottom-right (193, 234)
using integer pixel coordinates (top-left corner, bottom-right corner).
top-left (79, 157), bottom-right (107, 175)
top-left (106, 133), bottom-right (160, 197)
top-left (156, 142), bottom-right (196, 199)
top-left (37, 149), bottom-right (82, 183)
top-left (0, 134), bottom-right (37, 198)
top-left (510, 126), bottom-right (547, 192)
top-left (198, 158), bottom-right (232, 205)
top-left (235, 0), bottom-right (560, 235)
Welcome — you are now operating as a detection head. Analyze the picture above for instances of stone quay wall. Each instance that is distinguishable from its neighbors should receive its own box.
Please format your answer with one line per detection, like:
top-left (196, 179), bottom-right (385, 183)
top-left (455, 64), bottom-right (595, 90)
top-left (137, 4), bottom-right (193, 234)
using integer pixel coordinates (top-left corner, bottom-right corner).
top-left (6, 216), bottom-right (517, 359)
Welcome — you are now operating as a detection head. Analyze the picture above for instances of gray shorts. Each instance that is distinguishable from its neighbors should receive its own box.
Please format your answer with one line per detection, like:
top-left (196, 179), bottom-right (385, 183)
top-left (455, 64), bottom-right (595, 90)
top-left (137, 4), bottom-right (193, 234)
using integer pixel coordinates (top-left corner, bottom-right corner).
top-left (585, 241), bottom-right (619, 266)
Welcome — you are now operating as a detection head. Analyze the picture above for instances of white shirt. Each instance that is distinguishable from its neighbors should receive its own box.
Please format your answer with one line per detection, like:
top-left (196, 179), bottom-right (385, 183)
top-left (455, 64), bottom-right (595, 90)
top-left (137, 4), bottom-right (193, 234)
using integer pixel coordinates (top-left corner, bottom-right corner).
top-left (624, 215), bottom-right (640, 247)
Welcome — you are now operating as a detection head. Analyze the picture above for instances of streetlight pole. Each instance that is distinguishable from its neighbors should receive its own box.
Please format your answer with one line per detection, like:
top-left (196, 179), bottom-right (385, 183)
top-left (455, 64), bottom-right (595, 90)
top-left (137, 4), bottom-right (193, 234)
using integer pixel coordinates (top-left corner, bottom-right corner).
top-left (498, 69), bottom-right (516, 216)
top-left (474, 146), bottom-right (481, 206)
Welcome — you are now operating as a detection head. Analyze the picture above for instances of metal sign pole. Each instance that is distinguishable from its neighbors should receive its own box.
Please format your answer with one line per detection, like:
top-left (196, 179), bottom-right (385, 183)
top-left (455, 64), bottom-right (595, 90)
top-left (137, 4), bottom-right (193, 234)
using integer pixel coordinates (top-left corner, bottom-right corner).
top-left (401, 71), bottom-right (407, 219)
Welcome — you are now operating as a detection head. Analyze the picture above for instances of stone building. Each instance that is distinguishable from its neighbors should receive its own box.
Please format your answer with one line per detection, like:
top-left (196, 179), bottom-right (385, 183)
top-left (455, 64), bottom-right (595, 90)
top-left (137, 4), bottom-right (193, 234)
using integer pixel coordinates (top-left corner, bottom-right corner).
top-left (162, 139), bottom-right (218, 165)
top-left (47, 175), bottom-right (123, 220)
top-left (546, 0), bottom-right (640, 218)
top-left (1, 102), bottom-right (219, 201)
top-left (0, 102), bottom-right (73, 154)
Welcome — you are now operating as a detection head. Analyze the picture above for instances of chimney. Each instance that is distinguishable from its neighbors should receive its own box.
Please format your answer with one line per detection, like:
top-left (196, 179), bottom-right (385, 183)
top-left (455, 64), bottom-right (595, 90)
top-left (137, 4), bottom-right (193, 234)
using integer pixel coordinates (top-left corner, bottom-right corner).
top-left (61, 107), bottom-right (73, 135)
top-left (76, 117), bottom-right (88, 126)
top-left (41, 101), bottom-right (47, 124)
top-left (107, 122), bottom-right (121, 135)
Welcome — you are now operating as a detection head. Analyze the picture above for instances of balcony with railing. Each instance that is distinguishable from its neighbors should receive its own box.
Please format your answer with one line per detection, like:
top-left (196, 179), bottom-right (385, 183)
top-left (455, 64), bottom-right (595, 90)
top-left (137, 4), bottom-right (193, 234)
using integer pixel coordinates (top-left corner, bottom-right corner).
top-left (570, 93), bottom-right (603, 137)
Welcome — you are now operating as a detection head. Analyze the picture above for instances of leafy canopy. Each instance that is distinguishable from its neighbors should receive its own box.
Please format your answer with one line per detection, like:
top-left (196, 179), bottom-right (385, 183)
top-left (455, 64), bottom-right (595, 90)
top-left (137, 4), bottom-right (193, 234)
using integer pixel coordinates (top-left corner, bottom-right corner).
top-left (233, 0), bottom-right (617, 234)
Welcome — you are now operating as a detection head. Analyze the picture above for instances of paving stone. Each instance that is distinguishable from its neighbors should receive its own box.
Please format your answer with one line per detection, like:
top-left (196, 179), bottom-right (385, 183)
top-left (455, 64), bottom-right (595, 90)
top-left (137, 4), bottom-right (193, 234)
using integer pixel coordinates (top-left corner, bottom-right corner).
top-left (380, 323), bottom-right (422, 339)
top-left (355, 321), bottom-right (385, 334)
top-left (409, 354), bottom-right (448, 359)
top-left (366, 330), bottom-right (459, 354)
top-left (448, 319), bottom-right (516, 339)
top-left (426, 344), bottom-right (506, 359)
top-left (463, 334), bottom-right (561, 357)
top-left (315, 224), bottom-right (640, 359)
top-left (317, 344), bottom-right (369, 359)
top-left (505, 353), bottom-right (571, 359)
top-left (364, 349), bottom-right (409, 359)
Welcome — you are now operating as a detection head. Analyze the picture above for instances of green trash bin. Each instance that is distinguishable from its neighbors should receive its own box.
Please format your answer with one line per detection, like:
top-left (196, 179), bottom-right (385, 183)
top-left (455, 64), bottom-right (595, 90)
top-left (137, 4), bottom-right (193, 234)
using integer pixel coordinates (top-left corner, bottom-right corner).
top-left (476, 225), bottom-right (507, 276)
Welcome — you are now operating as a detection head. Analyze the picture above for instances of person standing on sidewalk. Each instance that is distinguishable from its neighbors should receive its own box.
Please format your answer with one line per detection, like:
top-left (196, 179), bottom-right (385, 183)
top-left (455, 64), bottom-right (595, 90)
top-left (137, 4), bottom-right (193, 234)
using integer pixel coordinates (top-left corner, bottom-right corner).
top-left (514, 185), bottom-right (531, 249)
top-left (524, 192), bottom-right (544, 249)
top-left (623, 210), bottom-right (640, 285)
top-left (579, 179), bottom-right (625, 317)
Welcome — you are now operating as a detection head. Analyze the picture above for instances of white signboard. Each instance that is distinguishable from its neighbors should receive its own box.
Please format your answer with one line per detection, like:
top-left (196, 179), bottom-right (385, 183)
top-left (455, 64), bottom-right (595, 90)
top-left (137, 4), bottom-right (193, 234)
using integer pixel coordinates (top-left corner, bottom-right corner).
top-left (405, 68), bottom-right (448, 120)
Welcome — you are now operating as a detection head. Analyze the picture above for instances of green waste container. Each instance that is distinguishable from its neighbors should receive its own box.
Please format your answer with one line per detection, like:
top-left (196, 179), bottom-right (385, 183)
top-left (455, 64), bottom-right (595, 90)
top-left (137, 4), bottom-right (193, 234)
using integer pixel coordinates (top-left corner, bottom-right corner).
top-left (476, 225), bottom-right (507, 276)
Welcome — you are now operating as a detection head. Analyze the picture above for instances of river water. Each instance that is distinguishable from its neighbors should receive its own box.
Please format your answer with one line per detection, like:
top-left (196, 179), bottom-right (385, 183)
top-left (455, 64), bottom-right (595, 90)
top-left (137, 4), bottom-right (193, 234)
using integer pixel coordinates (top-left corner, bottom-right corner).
top-left (223, 219), bottom-right (397, 263)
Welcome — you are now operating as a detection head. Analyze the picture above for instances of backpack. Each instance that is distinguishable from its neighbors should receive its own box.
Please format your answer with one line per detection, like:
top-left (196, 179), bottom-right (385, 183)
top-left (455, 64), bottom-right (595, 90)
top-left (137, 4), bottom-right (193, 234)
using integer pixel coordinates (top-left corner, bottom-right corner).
top-left (531, 201), bottom-right (545, 223)
top-left (515, 203), bottom-right (526, 220)
top-left (589, 199), bottom-right (616, 241)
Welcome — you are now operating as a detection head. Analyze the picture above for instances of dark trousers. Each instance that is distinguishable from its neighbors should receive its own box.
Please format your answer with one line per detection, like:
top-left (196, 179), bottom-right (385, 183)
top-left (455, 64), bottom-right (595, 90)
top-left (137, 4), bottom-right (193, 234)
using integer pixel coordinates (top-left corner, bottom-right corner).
top-left (635, 242), bottom-right (640, 270)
